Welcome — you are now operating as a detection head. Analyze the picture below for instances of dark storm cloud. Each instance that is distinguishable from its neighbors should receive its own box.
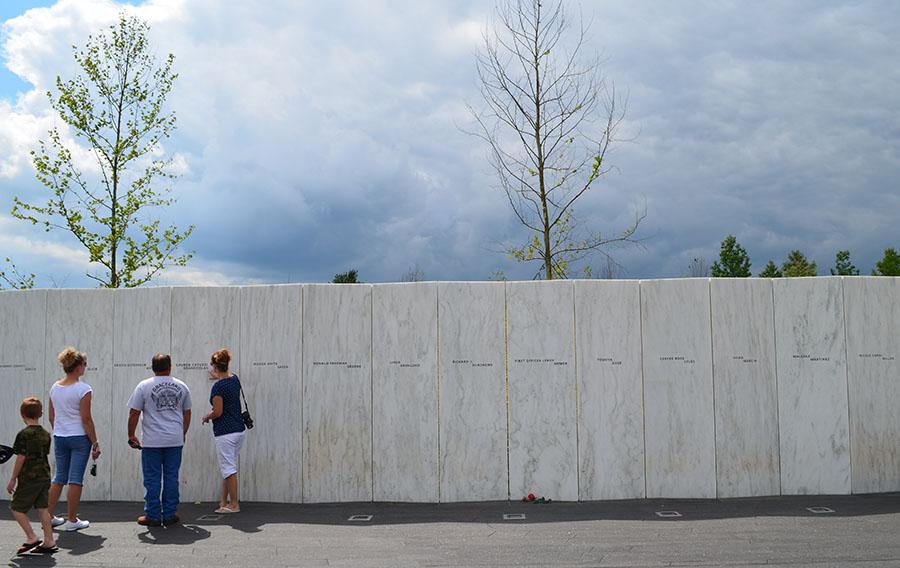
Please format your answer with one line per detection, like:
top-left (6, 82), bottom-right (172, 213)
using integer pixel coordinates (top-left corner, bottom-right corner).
top-left (1, 1), bottom-right (898, 285)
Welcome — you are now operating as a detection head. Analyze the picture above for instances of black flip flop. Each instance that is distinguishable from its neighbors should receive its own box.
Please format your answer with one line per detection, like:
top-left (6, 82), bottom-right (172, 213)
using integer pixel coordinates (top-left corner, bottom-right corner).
top-left (32, 544), bottom-right (58, 554)
top-left (16, 540), bottom-right (41, 554)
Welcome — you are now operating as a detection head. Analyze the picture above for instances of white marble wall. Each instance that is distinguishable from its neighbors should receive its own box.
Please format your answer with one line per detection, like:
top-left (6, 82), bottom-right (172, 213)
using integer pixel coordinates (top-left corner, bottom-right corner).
top-left (507, 281), bottom-right (578, 502)
top-left (574, 280), bottom-right (645, 500)
top-left (239, 285), bottom-right (303, 503)
top-left (773, 277), bottom-right (850, 495)
top-left (372, 283), bottom-right (438, 502)
top-left (641, 279), bottom-right (716, 498)
top-left (45, 289), bottom-right (115, 502)
top-left (170, 286), bottom-right (241, 502)
top-left (0, 290), bottom-right (46, 452)
top-left (302, 284), bottom-right (372, 503)
top-left (710, 279), bottom-right (780, 498)
top-left (437, 282), bottom-right (507, 502)
top-left (110, 287), bottom-right (172, 501)
top-left (843, 277), bottom-right (900, 493)
top-left (2, 276), bottom-right (898, 503)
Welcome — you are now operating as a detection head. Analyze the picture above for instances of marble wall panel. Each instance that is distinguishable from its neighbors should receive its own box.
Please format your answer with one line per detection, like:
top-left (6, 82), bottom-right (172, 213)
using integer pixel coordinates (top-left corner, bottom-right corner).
top-left (45, 289), bottom-right (114, 502)
top-left (641, 279), bottom-right (716, 498)
top-left (507, 281), bottom-right (577, 501)
top-left (710, 279), bottom-right (780, 498)
top-left (303, 284), bottom-right (372, 503)
top-left (773, 277), bottom-right (850, 495)
top-left (0, 290), bottom-right (46, 450)
top-left (574, 280), bottom-right (645, 500)
top-left (373, 283), bottom-right (438, 502)
top-left (239, 285), bottom-right (302, 503)
top-left (843, 277), bottom-right (900, 493)
top-left (437, 283), bottom-right (507, 502)
top-left (171, 287), bottom-right (241, 503)
top-left (110, 287), bottom-right (172, 501)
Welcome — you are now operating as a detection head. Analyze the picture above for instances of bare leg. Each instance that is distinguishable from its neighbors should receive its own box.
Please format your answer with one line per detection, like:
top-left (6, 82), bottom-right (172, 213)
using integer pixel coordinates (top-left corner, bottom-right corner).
top-left (47, 483), bottom-right (64, 518)
top-left (224, 472), bottom-right (239, 511)
top-left (11, 510), bottom-right (38, 544)
top-left (66, 484), bottom-right (83, 521)
top-left (220, 479), bottom-right (228, 509)
top-left (35, 509), bottom-right (57, 548)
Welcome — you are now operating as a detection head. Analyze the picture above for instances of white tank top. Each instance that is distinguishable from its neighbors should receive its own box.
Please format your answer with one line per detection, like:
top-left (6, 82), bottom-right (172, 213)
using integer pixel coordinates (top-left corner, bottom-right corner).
top-left (49, 381), bottom-right (92, 437)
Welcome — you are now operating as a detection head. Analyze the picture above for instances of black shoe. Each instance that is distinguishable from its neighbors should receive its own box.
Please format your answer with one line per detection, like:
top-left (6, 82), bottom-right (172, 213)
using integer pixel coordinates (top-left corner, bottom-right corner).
top-left (162, 514), bottom-right (180, 527)
top-left (137, 515), bottom-right (161, 527)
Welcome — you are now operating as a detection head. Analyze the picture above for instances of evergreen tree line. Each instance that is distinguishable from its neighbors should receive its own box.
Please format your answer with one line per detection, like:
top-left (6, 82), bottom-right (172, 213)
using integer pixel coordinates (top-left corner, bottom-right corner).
top-left (709, 236), bottom-right (900, 278)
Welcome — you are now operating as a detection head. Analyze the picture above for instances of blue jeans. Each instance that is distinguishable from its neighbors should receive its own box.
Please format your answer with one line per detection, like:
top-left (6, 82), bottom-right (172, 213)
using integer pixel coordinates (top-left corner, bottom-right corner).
top-left (52, 435), bottom-right (92, 485)
top-left (141, 446), bottom-right (182, 521)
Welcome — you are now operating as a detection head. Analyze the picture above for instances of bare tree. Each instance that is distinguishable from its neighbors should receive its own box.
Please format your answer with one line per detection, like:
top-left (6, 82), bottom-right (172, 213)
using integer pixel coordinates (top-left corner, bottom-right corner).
top-left (469, 0), bottom-right (645, 279)
top-left (400, 264), bottom-right (426, 282)
top-left (598, 255), bottom-right (621, 279)
top-left (686, 257), bottom-right (709, 278)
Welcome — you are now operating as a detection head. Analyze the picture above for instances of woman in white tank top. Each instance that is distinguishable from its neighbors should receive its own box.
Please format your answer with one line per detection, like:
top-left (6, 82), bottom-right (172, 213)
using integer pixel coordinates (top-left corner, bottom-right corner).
top-left (47, 348), bottom-right (101, 531)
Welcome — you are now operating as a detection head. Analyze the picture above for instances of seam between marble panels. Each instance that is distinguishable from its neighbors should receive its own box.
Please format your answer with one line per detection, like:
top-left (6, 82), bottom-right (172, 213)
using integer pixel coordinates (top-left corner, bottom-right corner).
top-left (370, 286), bottom-right (375, 502)
top-left (504, 282), bottom-right (511, 501)
top-left (770, 279), bottom-right (783, 495)
top-left (299, 285), bottom-right (305, 504)
top-left (638, 281), bottom-right (648, 499)
top-left (840, 277), bottom-right (853, 494)
top-left (435, 285), bottom-right (441, 503)
top-left (707, 279), bottom-right (718, 499)
top-left (572, 282), bottom-right (580, 501)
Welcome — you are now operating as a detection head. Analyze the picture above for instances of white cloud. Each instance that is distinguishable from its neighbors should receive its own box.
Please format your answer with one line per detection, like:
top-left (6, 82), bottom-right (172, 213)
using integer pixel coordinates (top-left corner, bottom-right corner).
top-left (0, 0), bottom-right (898, 286)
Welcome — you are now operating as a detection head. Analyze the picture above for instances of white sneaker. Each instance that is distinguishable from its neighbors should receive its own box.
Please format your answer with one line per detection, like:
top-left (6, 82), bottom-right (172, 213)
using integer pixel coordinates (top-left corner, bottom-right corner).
top-left (61, 518), bottom-right (90, 531)
top-left (50, 516), bottom-right (65, 527)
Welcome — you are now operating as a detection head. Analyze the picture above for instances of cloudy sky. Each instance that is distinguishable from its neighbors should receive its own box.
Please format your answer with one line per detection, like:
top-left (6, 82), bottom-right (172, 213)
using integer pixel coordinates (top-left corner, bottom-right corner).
top-left (1, 0), bottom-right (898, 286)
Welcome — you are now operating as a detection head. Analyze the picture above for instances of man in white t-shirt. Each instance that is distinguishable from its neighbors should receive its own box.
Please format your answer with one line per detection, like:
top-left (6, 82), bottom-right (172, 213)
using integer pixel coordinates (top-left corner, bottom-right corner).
top-left (127, 353), bottom-right (192, 527)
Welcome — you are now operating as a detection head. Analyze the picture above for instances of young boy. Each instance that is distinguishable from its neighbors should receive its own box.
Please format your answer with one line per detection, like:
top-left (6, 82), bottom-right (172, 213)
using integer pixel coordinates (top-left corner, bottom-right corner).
top-left (6, 397), bottom-right (57, 554)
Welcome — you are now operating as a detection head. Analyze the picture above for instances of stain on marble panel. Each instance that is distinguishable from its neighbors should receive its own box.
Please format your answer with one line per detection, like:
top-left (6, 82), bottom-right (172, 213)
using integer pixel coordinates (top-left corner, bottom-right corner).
top-left (303, 284), bottom-right (372, 503)
top-left (239, 285), bottom-right (302, 503)
top-left (773, 277), bottom-right (850, 495)
top-left (575, 280), bottom-right (644, 500)
top-left (507, 281), bottom-right (577, 501)
top-left (641, 279), bottom-right (716, 498)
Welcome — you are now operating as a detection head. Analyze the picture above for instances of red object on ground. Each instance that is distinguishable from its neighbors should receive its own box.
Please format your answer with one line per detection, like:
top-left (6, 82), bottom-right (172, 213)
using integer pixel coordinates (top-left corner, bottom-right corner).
top-left (527, 493), bottom-right (536, 501)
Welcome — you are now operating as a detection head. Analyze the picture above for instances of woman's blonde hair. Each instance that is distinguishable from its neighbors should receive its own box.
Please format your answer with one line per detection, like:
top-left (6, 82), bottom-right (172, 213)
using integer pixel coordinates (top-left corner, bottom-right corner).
top-left (58, 347), bottom-right (87, 374)
top-left (211, 348), bottom-right (231, 373)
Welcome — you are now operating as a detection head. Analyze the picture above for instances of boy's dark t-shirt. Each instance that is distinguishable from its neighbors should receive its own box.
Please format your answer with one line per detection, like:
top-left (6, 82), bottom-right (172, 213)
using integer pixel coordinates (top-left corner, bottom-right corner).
top-left (12, 425), bottom-right (51, 481)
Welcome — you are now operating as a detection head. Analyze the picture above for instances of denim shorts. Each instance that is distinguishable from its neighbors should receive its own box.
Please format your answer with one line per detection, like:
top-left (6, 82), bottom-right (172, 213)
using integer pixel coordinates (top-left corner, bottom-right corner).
top-left (52, 435), bottom-right (91, 486)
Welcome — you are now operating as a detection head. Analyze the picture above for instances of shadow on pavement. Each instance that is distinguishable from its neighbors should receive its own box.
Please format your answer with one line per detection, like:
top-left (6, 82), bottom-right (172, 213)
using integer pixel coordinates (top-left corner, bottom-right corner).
top-left (56, 530), bottom-right (106, 555)
top-left (6, 551), bottom-right (58, 567)
top-left (137, 523), bottom-right (211, 545)
top-left (35, 492), bottom-right (900, 529)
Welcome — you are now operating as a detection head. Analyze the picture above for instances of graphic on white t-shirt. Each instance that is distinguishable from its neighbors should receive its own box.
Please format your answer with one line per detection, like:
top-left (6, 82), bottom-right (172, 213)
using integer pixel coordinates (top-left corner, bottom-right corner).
top-left (150, 382), bottom-right (184, 411)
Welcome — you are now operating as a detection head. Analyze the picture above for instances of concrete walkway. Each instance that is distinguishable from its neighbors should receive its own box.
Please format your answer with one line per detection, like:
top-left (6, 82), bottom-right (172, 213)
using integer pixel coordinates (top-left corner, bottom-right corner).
top-left (2, 494), bottom-right (899, 567)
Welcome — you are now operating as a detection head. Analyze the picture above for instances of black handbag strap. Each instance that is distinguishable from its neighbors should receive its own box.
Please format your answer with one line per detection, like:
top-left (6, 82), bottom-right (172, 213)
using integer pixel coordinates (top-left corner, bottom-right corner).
top-left (236, 377), bottom-right (249, 412)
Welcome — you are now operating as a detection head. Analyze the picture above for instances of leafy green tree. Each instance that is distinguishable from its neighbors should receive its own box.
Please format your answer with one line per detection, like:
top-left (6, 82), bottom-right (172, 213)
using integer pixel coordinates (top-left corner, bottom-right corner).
top-left (710, 235), bottom-right (751, 277)
top-left (872, 247), bottom-right (900, 276)
top-left (332, 269), bottom-right (359, 283)
top-left (471, 0), bottom-right (644, 279)
top-left (830, 250), bottom-right (859, 276)
top-left (758, 260), bottom-right (783, 278)
top-left (11, 15), bottom-right (192, 288)
top-left (0, 259), bottom-right (35, 289)
top-left (782, 250), bottom-right (817, 277)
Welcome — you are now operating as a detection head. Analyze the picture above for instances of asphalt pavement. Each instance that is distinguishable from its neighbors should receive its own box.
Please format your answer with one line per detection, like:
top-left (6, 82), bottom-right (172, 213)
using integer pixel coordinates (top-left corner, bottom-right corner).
top-left (2, 494), bottom-right (900, 567)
